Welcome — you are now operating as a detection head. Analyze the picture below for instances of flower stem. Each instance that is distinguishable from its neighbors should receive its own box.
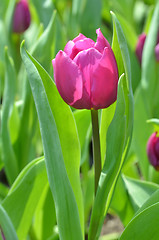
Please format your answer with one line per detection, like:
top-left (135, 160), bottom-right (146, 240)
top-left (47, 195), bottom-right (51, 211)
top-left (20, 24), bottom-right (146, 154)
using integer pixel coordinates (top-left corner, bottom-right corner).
top-left (91, 109), bottom-right (101, 195)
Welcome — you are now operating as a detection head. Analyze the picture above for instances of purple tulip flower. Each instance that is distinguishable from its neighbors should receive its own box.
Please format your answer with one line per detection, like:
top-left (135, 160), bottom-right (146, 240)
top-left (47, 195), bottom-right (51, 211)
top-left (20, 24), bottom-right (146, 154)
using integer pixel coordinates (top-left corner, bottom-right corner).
top-left (136, 32), bottom-right (159, 64)
top-left (13, 0), bottom-right (31, 34)
top-left (147, 132), bottom-right (159, 170)
top-left (52, 29), bottom-right (118, 110)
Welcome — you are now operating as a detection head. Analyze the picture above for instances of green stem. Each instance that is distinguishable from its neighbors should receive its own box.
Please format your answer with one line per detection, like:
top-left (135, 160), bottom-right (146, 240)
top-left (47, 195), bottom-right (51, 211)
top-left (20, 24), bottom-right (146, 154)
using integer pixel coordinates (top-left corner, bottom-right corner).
top-left (91, 109), bottom-right (101, 195)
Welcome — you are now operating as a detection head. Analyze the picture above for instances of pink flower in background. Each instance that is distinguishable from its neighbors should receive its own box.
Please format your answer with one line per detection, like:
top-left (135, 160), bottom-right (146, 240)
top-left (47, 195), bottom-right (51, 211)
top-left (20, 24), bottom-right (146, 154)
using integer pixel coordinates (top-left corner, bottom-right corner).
top-left (147, 132), bottom-right (159, 170)
top-left (13, 0), bottom-right (31, 34)
top-left (135, 32), bottom-right (159, 64)
top-left (52, 29), bottom-right (118, 110)
top-left (135, 33), bottom-right (146, 64)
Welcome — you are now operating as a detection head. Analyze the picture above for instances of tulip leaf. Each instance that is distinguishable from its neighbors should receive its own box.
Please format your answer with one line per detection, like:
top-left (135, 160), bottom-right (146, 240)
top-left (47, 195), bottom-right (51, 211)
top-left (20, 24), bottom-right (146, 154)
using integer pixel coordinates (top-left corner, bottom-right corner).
top-left (0, 204), bottom-right (18, 240)
top-left (32, 186), bottom-right (56, 240)
top-left (110, 175), bottom-right (135, 226)
top-left (1, 47), bottom-right (18, 184)
top-left (120, 202), bottom-right (159, 240)
top-left (31, 10), bottom-right (56, 72)
top-left (122, 176), bottom-right (158, 211)
top-left (80, 0), bottom-right (101, 39)
top-left (116, 13), bottom-right (137, 50)
top-left (88, 11), bottom-right (134, 239)
top-left (132, 3), bottom-right (159, 179)
top-left (20, 42), bottom-right (83, 240)
top-left (2, 157), bottom-right (48, 240)
top-left (135, 188), bottom-right (159, 216)
top-left (100, 102), bottom-right (116, 167)
top-left (74, 109), bottom-right (91, 165)
top-left (111, 174), bottom-right (159, 227)
top-left (131, 89), bottom-right (152, 179)
top-left (147, 118), bottom-right (159, 134)
top-left (15, 11), bottom-right (56, 170)
top-left (88, 74), bottom-right (126, 240)
top-left (141, 2), bottom-right (159, 117)
top-left (31, 0), bottom-right (54, 28)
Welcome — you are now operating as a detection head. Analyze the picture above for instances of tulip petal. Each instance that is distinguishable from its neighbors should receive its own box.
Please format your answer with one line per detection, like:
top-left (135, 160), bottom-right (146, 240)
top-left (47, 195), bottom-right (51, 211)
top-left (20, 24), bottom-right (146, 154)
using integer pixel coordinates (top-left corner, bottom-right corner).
top-left (13, 0), bottom-right (31, 33)
top-left (147, 133), bottom-right (159, 168)
top-left (94, 28), bottom-right (112, 54)
top-left (64, 34), bottom-right (87, 58)
top-left (53, 51), bottom-right (83, 105)
top-left (91, 47), bottom-right (118, 109)
top-left (73, 33), bottom-right (87, 43)
top-left (154, 138), bottom-right (159, 159)
top-left (135, 33), bottom-right (146, 64)
top-left (65, 38), bottom-right (95, 60)
top-left (64, 40), bottom-right (75, 57)
top-left (73, 48), bottom-right (102, 109)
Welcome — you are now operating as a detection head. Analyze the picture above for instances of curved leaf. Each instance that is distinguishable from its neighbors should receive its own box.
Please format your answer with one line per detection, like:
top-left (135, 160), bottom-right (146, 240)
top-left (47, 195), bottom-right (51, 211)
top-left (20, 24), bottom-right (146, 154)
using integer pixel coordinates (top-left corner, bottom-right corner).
top-left (2, 157), bottom-right (48, 239)
top-left (120, 203), bottom-right (159, 240)
top-left (0, 204), bottom-right (18, 240)
top-left (88, 11), bottom-right (134, 239)
top-left (1, 47), bottom-right (18, 184)
top-left (20, 42), bottom-right (83, 240)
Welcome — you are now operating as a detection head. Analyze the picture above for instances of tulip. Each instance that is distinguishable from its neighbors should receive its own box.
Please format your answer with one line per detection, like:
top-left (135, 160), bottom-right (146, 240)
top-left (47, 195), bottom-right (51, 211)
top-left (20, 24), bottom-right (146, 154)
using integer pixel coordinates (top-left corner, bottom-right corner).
top-left (147, 132), bottom-right (159, 170)
top-left (135, 32), bottom-right (159, 64)
top-left (135, 33), bottom-right (146, 64)
top-left (52, 28), bottom-right (118, 110)
top-left (13, 0), bottom-right (31, 34)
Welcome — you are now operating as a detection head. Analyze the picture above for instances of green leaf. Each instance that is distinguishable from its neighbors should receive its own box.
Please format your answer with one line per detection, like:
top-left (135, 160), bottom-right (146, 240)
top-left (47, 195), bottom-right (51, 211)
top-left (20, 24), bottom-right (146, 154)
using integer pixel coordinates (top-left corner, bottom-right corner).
top-left (88, 75), bottom-right (126, 240)
top-left (8, 103), bottom-right (20, 144)
top-left (100, 102), bottom-right (116, 167)
top-left (147, 118), bottom-right (159, 134)
top-left (2, 157), bottom-right (48, 239)
top-left (131, 88), bottom-right (152, 179)
top-left (31, 0), bottom-right (54, 28)
top-left (74, 109), bottom-right (91, 165)
top-left (33, 186), bottom-right (56, 240)
top-left (31, 11), bottom-right (56, 72)
top-left (0, 183), bottom-right (9, 201)
top-left (20, 42), bottom-right (83, 240)
top-left (120, 202), bottom-right (159, 240)
top-left (0, 204), bottom-right (18, 240)
top-left (88, 11), bottom-right (134, 239)
top-left (1, 47), bottom-right (18, 184)
top-left (141, 3), bottom-right (159, 117)
top-left (79, 0), bottom-right (102, 39)
top-left (135, 188), bottom-right (159, 216)
top-left (116, 13), bottom-right (137, 50)
top-left (15, 11), bottom-right (57, 170)
top-left (110, 175), bottom-right (135, 226)
top-left (123, 176), bottom-right (158, 211)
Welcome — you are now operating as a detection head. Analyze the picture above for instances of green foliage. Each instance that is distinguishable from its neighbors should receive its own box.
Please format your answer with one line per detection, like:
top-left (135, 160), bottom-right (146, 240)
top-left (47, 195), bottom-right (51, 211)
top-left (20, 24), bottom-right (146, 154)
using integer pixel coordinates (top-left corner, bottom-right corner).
top-left (1, 0), bottom-right (159, 239)
top-left (20, 42), bottom-right (84, 239)
top-left (1, 47), bottom-right (18, 184)
top-left (88, 11), bottom-right (134, 239)
top-left (2, 157), bottom-right (47, 239)
top-left (0, 204), bottom-right (18, 240)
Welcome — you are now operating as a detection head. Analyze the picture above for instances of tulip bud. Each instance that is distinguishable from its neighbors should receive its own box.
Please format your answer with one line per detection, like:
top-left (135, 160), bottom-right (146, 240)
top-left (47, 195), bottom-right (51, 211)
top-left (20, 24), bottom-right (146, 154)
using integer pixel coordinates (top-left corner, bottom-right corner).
top-left (135, 33), bottom-right (146, 64)
top-left (52, 29), bottom-right (118, 110)
top-left (147, 132), bottom-right (159, 170)
top-left (12, 0), bottom-right (31, 34)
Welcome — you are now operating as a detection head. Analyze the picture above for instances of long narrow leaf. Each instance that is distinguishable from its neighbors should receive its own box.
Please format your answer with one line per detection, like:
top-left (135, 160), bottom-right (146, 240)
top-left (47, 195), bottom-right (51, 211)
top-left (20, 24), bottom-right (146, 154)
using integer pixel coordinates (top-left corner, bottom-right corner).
top-left (88, 11), bottom-right (134, 239)
top-left (0, 204), bottom-right (18, 240)
top-left (2, 157), bottom-right (47, 239)
top-left (20, 42), bottom-right (83, 240)
top-left (1, 47), bottom-right (18, 184)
